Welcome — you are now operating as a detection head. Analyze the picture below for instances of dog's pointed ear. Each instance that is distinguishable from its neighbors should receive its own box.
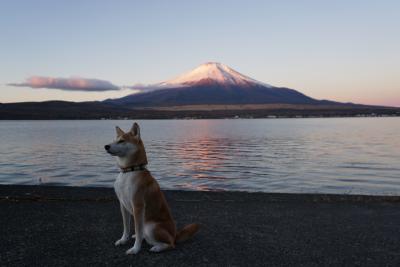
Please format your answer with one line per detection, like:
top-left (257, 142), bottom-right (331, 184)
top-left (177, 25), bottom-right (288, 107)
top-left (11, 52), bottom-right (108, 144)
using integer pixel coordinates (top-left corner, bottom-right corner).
top-left (131, 122), bottom-right (141, 139)
top-left (116, 126), bottom-right (125, 137)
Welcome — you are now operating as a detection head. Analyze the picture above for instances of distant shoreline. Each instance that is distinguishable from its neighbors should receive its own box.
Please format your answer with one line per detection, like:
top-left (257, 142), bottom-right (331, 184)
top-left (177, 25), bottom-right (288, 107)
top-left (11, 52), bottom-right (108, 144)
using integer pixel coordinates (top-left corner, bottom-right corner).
top-left (1, 101), bottom-right (399, 120)
top-left (1, 114), bottom-right (399, 120)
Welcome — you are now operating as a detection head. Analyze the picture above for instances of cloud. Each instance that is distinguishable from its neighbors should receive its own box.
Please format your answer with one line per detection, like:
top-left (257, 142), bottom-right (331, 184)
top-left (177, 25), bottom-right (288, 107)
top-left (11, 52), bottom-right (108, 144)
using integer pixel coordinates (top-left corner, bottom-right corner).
top-left (123, 83), bottom-right (161, 92)
top-left (123, 82), bottom-right (186, 92)
top-left (8, 76), bottom-right (120, 91)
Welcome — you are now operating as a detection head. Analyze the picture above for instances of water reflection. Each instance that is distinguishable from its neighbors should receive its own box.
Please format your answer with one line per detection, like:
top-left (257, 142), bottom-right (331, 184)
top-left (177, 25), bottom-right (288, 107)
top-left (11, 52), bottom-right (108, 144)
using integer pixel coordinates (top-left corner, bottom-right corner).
top-left (0, 118), bottom-right (399, 195)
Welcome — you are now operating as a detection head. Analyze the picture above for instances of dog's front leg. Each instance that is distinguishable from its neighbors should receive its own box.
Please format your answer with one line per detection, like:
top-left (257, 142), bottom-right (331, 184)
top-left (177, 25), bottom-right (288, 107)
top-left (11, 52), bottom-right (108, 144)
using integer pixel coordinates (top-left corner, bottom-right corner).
top-left (115, 203), bottom-right (131, 246)
top-left (126, 202), bottom-right (144, 255)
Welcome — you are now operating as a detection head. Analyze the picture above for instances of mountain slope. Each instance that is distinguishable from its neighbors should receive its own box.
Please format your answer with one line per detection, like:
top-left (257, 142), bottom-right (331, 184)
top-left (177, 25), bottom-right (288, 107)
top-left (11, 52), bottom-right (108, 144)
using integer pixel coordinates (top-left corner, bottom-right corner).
top-left (113, 82), bottom-right (323, 106)
top-left (107, 62), bottom-right (331, 107)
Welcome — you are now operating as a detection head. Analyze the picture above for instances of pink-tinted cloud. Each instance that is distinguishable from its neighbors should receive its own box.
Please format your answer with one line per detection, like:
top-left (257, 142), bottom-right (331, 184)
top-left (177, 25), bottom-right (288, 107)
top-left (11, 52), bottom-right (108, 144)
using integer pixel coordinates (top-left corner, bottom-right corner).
top-left (8, 76), bottom-right (120, 91)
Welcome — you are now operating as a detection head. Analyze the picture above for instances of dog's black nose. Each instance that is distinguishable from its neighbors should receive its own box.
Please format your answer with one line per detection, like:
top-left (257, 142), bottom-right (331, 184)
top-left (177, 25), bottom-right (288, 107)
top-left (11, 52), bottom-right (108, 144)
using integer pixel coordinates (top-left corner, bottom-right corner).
top-left (104, 145), bottom-right (110, 151)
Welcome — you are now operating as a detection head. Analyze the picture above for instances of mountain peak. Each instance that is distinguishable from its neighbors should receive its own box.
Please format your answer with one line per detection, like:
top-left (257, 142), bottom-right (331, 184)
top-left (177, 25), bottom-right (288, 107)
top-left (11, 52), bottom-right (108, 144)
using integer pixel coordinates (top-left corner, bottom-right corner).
top-left (159, 62), bottom-right (272, 88)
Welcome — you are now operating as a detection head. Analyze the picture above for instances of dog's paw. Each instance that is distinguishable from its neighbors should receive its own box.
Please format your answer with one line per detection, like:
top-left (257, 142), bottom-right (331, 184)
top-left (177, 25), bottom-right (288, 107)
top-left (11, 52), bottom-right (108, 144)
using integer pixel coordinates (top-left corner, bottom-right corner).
top-left (149, 244), bottom-right (171, 253)
top-left (114, 237), bottom-right (130, 246)
top-left (126, 246), bottom-right (140, 255)
top-left (149, 246), bottom-right (162, 253)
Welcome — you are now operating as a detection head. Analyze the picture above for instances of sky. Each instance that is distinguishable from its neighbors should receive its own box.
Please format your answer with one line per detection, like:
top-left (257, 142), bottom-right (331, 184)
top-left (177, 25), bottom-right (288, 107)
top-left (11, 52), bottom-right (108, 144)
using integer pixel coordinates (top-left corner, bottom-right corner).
top-left (0, 0), bottom-right (399, 106)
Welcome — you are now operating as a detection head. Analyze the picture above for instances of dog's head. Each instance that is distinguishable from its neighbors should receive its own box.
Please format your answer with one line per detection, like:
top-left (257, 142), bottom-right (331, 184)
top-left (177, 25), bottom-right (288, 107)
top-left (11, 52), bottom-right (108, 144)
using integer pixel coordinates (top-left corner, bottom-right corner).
top-left (104, 122), bottom-right (148, 167)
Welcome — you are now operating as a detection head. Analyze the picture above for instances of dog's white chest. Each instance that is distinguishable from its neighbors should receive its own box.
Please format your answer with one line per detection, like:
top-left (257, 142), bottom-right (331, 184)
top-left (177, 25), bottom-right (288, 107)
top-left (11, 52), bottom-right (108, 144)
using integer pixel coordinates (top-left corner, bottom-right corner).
top-left (114, 172), bottom-right (139, 214)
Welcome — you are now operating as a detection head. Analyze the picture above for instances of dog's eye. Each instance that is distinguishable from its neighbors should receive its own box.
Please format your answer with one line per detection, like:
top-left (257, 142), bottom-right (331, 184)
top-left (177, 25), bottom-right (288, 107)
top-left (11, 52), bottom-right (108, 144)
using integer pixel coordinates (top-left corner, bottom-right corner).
top-left (117, 140), bottom-right (125, 144)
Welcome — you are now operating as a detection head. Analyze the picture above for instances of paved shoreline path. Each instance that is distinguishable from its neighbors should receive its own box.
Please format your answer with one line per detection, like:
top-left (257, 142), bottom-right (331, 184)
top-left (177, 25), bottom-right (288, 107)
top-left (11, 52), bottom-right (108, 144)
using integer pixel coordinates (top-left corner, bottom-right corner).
top-left (1, 185), bottom-right (400, 266)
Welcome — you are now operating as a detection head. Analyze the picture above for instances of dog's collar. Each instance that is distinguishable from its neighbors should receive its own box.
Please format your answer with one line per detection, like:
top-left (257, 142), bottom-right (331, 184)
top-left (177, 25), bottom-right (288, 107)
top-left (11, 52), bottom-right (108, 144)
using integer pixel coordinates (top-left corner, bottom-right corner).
top-left (120, 164), bottom-right (147, 173)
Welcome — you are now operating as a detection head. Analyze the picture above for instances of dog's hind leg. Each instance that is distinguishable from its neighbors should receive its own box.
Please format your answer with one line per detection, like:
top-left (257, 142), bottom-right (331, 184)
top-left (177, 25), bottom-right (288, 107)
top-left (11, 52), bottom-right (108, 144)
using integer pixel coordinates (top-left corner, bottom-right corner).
top-left (115, 203), bottom-right (131, 246)
top-left (148, 224), bottom-right (174, 253)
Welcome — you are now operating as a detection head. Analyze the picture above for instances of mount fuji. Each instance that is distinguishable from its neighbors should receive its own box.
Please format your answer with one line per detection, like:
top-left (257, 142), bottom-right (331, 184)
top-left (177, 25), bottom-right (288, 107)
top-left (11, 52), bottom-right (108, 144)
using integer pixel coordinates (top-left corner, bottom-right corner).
top-left (3, 62), bottom-right (398, 119)
top-left (106, 62), bottom-right (333, 107)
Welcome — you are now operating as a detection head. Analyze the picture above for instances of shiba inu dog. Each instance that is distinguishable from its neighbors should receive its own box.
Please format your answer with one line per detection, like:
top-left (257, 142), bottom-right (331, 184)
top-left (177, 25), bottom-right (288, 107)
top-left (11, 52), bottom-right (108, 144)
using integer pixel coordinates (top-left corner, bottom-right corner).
top-left (104, 122), bottom-right (199, 254)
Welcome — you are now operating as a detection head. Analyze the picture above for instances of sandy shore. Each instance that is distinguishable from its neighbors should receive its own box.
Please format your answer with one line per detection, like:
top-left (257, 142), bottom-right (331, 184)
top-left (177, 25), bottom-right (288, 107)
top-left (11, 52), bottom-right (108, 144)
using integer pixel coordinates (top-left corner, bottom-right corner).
top-left (1, 185), bottom-right (400, 266)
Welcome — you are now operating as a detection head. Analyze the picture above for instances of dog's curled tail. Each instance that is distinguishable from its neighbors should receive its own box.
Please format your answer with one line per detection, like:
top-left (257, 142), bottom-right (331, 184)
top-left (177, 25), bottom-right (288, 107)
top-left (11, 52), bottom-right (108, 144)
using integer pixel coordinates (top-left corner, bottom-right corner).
top-left (175, 223), bottom-right (200, 243)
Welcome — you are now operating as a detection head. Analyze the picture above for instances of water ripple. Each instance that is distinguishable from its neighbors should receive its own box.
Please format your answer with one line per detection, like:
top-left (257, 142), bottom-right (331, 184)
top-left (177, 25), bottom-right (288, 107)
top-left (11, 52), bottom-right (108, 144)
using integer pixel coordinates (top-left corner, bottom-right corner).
top-left (0, 118), bottom-right (399, 195)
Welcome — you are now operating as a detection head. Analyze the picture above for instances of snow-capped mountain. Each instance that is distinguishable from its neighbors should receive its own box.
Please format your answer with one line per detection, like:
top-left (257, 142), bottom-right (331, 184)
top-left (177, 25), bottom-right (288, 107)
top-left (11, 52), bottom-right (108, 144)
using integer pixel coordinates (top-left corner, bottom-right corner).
top-left (108, 62), bottom-right (330, 106)
top-left (158, 62), bottom-right (273, 88)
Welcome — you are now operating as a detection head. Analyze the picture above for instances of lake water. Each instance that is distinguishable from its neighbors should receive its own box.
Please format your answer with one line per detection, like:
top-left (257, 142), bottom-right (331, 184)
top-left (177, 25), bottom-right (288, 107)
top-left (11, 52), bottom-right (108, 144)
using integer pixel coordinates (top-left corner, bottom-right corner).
top-left (0, 118), bottom-right (399, 195)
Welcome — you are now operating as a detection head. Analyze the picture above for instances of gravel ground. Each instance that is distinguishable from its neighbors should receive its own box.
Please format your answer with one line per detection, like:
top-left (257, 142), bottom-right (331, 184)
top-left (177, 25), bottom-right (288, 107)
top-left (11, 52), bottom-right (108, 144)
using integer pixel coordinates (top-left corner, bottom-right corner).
top-left (1, 185), bottom-right (400, 266)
